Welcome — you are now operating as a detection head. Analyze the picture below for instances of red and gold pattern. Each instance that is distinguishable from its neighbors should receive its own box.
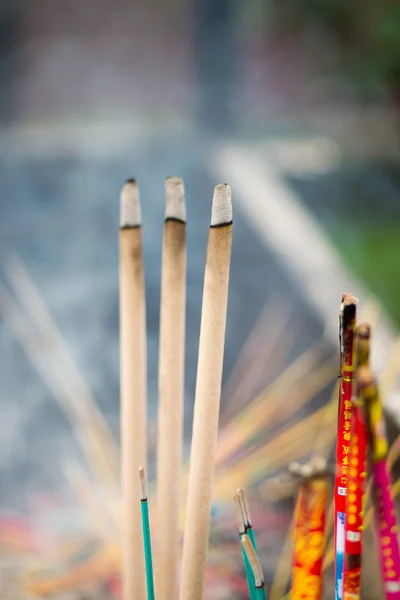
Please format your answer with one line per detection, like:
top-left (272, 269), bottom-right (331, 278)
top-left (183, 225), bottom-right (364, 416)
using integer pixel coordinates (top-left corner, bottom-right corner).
top-left (335, 296), bottom-right (357, 593)
top-left (342, 414), bottom-right (367, 600)
top-left (292, 478), bottom-right (329, 600)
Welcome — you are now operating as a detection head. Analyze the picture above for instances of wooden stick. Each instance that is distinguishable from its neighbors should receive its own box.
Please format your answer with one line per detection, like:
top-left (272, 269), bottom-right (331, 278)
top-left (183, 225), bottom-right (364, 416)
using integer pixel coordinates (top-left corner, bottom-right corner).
top-left (179, 183), bottom-right (233, 600)
top-left (120, 179), bottom-right (147, 600)
top-left (156, 177), bottom-right (186, 600)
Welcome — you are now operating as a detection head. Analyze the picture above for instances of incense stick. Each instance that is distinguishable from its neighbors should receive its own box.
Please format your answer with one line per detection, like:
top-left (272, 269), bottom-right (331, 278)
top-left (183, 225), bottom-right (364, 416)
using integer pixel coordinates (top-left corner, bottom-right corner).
top-left (155, 177), bottom-right (186, 600)
top-left (139, 467), bottom-right (155, 600)
top-left (343, 324), bottom-right (369, 600)
top-left (334, 293), bottom-right (357, 600)
top-left (179, 184), bottom-right (233, 600)
top-left (359, 367), bottom-right (400, 600)
top-left (234, 492), bottom-right (256, 600)
top-left (241, 534), bottom-right (267, 599)
top-left (238, 488), bottom-right (258, 552)
top-left (120, 179), bottom-right (147, 600)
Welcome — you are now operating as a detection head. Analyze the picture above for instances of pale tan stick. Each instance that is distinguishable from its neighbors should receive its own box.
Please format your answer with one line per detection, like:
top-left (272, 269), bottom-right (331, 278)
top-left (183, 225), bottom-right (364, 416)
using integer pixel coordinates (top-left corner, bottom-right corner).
top-left (4, 255), bottom-right (119, 485)
top-left (119, 180), bottom-right (147, 600)
top-left (156, 177), bottom-right (187, 600)
top-left (179, 184), bottom-right (233, 600)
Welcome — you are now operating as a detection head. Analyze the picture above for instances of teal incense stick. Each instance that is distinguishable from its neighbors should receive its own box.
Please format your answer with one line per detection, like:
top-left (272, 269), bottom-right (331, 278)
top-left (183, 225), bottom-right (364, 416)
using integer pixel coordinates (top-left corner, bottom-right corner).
top-left (241, 533), bottom-right (268, 600)
top-left (234, 492), bottom-right (257, 600)
top-left (139, 466), bottom-right (155, 600)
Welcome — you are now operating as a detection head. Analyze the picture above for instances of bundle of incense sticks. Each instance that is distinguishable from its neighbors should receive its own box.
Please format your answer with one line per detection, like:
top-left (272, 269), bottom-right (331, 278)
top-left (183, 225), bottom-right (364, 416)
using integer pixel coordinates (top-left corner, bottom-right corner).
top-left (6, 172), bottom-right (400, 600)
top-left (119, 178), bottom-right (232, 600)
top-left (119, 171), bottom-right (400, 600)
top-left (331, 298), bottom-right (400, 600)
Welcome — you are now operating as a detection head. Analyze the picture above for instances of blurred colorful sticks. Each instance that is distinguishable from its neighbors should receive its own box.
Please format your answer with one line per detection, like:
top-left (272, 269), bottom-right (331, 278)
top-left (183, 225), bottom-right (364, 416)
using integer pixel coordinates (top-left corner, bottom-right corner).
top-left (359, 368), bottom-right (400, 600)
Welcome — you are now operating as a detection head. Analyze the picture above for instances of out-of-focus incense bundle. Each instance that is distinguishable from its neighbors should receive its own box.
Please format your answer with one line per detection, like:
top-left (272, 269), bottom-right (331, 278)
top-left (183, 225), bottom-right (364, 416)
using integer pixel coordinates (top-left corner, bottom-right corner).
top-left (290, 460), bottom-right (331, 600)
top-left (359, 367), bottom-right (400, 600)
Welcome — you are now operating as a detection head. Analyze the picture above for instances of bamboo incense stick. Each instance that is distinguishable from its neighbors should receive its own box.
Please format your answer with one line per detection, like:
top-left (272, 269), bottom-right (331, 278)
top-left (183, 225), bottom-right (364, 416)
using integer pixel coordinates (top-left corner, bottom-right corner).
top-left (156, 177), bottom-right (186, 600)
top-left (139, 467), bottom-right (155, 600)
top-left (179, 183), bottom-right (233, 600)
top-left (120, 179), bottom-right (147, 600)
top-left (334, 293), bottom-right (357, 600)
top-left (343, 324), bottom-right (370, 600)
top-left (359, 367), bottom-right (400, 599)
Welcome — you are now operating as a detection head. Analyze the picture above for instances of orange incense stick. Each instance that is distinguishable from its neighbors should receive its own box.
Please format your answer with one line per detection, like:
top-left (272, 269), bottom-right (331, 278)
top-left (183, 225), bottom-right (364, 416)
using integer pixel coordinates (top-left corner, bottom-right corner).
top-left (291, 461), bottom-right (330, 600)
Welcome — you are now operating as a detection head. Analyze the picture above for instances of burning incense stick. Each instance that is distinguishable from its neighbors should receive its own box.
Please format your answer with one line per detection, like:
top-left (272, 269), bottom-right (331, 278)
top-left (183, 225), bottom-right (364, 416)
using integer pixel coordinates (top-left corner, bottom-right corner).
top-left (179, 184), bottom-right (233, 600)
top-left (241, 534), bottom-right (267, 600)
top-left (359, 367), bottom-right (400, 599)
top-left (156, 177), bottom-right (186, 600)
top-left (290, 460), bottom-right (330, 600)
top-left (139, 467), bottom-right (155, 600)
top-left (343, 324), bottom-right (370, 600)
top-left (120, 179), bottom-right (147, 600)
top-left (234, 492), bottom-right (256, 600)
top-left (335, 293), bottom-right (357, 600)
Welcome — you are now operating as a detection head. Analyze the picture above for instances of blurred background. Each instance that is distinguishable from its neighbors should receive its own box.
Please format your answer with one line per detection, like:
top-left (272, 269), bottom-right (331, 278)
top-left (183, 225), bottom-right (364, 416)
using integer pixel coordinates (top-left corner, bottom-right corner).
top-left (0, 1), bottom-right (400, 598)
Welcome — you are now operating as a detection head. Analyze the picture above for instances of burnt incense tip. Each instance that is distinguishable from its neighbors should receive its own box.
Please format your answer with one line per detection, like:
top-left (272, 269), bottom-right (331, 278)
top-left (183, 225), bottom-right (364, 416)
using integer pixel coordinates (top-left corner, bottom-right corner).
top-left (120, 179), bottom-right (141, 228)
top-left (340, 292), bottom-right (358, 311)
top-left (165, 176), bottom-right (186, 222)
top-left (211, 183), bottom-right (232, 227)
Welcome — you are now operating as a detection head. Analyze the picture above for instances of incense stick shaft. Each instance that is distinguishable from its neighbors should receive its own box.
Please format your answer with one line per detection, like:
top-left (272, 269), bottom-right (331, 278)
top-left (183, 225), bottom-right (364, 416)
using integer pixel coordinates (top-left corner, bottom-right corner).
top-left (120, 221), bottom-right (147, 600)
top-left (156, 210), bottom-right (186, 600)
top-left (179, 188), bottom-right (232, 600)
top-left (139, 468), bottom-right (155, 600)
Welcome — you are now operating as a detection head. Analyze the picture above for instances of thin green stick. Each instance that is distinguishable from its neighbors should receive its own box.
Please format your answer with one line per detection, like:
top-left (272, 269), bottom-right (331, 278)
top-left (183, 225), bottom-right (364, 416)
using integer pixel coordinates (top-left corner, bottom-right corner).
top-left (139, 466), bottom-right (155, 600)
top-left (234, 492), bottom-right (257, 600)
top-left (241, 534), bottom-right (268, 600)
